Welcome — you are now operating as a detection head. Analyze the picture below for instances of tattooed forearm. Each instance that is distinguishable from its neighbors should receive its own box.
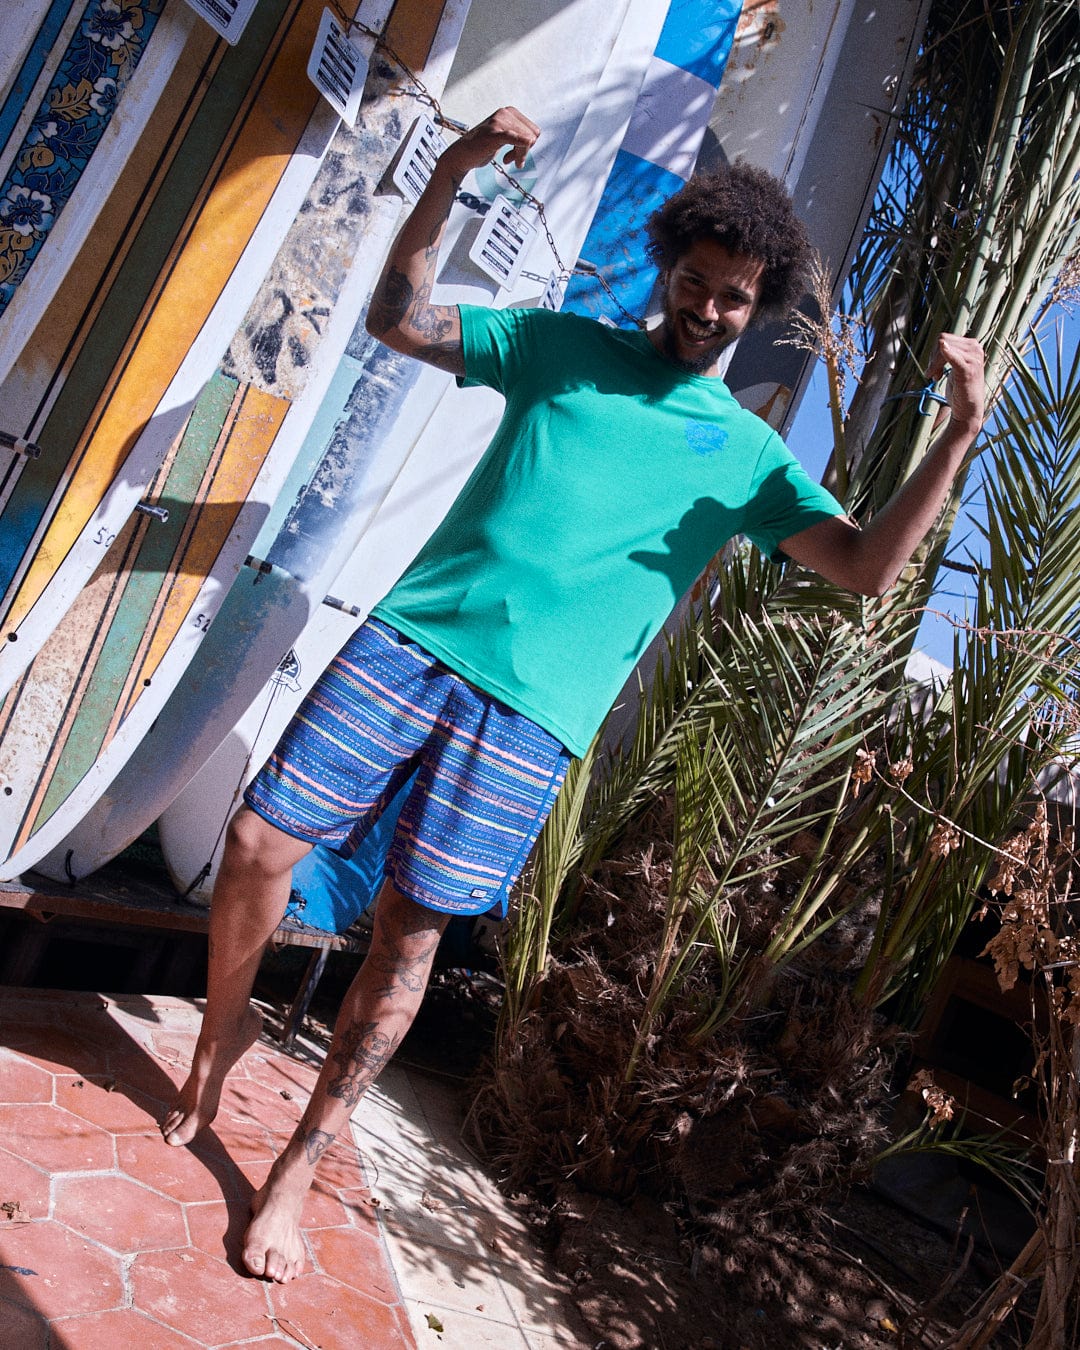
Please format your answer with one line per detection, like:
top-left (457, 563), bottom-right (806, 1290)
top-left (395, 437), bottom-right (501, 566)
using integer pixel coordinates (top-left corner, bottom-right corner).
top-left (327, 1020), bottom-right (401, 1107)
top-left (302, 1126), bottom-right (335, 1166)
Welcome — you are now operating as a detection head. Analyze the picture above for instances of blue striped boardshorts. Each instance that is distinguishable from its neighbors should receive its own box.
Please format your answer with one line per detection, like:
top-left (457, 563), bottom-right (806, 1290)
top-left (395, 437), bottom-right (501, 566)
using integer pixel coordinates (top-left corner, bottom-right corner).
top-left (244, 618), bottom-right (570, 916)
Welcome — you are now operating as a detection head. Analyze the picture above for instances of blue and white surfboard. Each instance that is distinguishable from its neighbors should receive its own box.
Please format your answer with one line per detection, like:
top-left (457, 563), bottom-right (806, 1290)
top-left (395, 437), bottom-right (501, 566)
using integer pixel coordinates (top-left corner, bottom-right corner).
top-left (562, 0), bottom-right (741, 325)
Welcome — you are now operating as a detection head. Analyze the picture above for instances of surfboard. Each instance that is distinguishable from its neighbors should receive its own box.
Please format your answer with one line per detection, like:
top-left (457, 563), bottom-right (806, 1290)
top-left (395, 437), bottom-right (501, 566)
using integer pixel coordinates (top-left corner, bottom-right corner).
top-left (0, 0), bottom-right (341, 704)
top-left (52, 0), bottom-right (670, 903)
top-left (0, 0), bottom-right (196, 388)
top-left (0, 0), bottom-right (470, 880)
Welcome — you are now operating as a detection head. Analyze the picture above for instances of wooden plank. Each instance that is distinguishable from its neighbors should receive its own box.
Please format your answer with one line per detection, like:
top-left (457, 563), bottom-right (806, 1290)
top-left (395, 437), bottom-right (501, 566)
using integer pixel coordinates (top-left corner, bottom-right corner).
top-left (0, 875), bottom-right (365, 951)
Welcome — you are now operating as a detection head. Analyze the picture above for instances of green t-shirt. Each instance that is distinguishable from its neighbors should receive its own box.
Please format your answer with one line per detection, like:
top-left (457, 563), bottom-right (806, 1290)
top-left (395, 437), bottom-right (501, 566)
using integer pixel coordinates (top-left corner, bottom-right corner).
top-left (373, 305), bottom-right (842, 756)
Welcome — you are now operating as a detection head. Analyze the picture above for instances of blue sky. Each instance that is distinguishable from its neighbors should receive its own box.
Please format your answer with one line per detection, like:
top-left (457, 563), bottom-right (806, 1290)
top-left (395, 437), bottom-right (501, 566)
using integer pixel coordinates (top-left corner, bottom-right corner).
top-left (785, 307), bottom-right (1080, 668)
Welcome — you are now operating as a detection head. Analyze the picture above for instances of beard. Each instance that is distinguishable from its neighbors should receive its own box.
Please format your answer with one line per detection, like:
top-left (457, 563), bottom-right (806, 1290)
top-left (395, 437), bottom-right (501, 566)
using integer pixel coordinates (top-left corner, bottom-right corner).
top-left (655, 296), bottom-right (732, 375)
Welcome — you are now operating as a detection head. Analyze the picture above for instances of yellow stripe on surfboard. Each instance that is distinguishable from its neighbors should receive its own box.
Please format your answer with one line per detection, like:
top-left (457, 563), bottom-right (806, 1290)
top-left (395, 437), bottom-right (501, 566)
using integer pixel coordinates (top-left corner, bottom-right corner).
top-left (5, 0), bottom-right (324, 633)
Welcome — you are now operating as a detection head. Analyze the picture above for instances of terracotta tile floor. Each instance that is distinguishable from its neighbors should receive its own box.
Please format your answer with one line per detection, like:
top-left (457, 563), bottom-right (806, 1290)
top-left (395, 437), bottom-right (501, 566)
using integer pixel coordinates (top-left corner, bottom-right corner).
top-left (0, 988), bottom-right (590, 1349)
top-left (0, 987), bottom-right (413, 1349)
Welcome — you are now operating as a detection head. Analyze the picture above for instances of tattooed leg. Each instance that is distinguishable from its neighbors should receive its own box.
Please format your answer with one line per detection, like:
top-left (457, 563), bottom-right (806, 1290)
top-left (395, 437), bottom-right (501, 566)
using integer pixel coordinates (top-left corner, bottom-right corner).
top-left (242, 882), bottom-right (450, 1282)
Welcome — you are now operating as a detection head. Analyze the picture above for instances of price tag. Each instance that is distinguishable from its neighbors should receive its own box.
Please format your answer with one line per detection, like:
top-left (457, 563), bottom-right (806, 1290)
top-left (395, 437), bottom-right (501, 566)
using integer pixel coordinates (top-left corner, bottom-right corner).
top-left (468, 198), bottom-right (536, 290)
top-left (307, 9), bottom-right (367, 126)
top-left (182, 0), bottom-right (260, 45)
top-left (539, 271), bottom-right (567, 311)
top-left (390, 116), bottom-right (449, 204)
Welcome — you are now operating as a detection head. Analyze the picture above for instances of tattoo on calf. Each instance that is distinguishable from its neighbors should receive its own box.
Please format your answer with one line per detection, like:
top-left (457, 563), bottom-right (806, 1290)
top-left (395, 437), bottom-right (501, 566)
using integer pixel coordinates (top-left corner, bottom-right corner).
top-left (371, 933), bottom-right (441, 997)
top-left (327, 1021), bottom-right (401, 1108)
top-left (303, 1126), bottom-right (336, 1166)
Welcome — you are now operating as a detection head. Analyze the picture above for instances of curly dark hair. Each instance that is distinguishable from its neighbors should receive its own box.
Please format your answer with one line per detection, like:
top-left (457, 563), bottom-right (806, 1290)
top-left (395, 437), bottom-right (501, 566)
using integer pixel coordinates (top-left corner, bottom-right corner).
top-left (645, 161), bottom-right (812, 322)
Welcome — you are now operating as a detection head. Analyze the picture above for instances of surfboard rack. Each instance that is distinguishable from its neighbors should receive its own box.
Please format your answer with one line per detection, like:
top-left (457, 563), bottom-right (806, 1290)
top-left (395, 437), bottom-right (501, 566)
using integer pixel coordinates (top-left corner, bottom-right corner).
top-left (1, 433), bottom-right (41, 460)
top-left (0, 870), bottom-right (371, 1051)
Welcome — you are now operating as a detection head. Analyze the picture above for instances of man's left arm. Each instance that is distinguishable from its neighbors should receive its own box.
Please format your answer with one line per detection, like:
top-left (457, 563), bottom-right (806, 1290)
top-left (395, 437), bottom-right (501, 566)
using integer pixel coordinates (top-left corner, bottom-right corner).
top-left (778, 333), bottom-right (985, 596)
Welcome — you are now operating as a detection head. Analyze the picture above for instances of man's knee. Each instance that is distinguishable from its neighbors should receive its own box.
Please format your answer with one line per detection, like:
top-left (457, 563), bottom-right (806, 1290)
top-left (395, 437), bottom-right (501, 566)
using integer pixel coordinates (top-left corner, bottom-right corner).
top-left (223, 806), bottom-right (312, 878)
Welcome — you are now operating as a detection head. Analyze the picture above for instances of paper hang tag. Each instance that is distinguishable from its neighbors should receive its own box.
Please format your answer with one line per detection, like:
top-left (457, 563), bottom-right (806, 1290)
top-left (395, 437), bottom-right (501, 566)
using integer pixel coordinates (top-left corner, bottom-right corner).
top-left (468, 198), bottom-right (537, 291)
top-left (182, 0), bottom-right (260, 45)
top-left (540, 271), bottom-right (567, 312)
top-left (307, 9), bottom-right (367, 126)
top-left (391, 117), bottom-right (449, 204)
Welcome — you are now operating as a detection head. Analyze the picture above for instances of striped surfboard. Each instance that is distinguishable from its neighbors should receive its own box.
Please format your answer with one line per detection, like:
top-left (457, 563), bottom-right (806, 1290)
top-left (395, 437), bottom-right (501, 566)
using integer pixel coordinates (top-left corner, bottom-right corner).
top-left (0, 0), bottom-right (337, 702)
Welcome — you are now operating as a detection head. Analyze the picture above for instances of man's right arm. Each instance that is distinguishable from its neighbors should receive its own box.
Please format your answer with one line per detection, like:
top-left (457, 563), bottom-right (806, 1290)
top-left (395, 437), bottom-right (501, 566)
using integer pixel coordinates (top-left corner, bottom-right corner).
top-left (366, 107), bottom-right (540, 377)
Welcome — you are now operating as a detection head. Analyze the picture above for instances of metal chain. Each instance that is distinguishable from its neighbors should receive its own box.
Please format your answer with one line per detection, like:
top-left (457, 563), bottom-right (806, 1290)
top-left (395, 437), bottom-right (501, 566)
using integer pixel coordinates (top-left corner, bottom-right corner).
top-left (332, 6), bottom-right (647, 330)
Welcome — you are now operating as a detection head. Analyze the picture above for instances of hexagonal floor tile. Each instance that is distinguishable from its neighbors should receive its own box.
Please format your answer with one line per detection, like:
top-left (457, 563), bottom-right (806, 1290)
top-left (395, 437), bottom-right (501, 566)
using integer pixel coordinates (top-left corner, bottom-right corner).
top-left (0, 1221), bottom-right (124, 1318)
top-left (55, 1074), bottom-right (166, 1133)
top-left (0, 1145), bottom-right (51, 1220)
top-left (308, 1224), bottom-right (395, 1294)
top-left (0, 1103), bottom-right (114, 1174)
top-left (218, 1078), bottom-right (305, 1137)
top-left (130, 1247), bottom-right (272, 1344)
top-left (117, 1132), bottom-right (246, 1204)
top-left (185, 1196), bottom-right (249, 1265)
top-left (48, 1307), bottom-right (202, 1348)
top-left (0, 1048), bottom-right (54, 1103)
top-left (54, 1173), bottom-right (188, 1252)
top-left (270, 1271), bottom-right (415, 1349)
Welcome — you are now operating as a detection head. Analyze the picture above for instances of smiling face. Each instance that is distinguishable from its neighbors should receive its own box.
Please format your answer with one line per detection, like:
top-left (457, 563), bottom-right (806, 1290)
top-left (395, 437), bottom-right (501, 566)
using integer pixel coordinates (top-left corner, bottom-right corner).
top-left (650, 237), bottom-right (765, 376)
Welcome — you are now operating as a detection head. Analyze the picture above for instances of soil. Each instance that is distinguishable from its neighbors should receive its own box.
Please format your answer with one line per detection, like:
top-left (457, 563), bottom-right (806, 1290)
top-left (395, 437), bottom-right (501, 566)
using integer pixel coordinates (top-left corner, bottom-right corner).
top-left (297, 960), bottom-right (1030, 1350)
top-left (541, 1184), bottom-right (1011, 1350)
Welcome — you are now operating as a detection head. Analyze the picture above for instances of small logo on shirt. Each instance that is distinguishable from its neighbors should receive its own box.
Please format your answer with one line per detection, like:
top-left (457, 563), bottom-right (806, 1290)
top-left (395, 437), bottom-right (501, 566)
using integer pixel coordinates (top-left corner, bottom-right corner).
top-left (470, 888), bottom-right (488, 899)
top-left (685, 422), bottom-right (728, 456)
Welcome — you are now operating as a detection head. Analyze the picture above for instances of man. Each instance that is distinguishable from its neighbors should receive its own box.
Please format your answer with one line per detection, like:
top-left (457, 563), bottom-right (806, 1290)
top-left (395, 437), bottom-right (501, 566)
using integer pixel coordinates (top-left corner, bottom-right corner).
top-left (160, 108), bottom-right (985, 1282)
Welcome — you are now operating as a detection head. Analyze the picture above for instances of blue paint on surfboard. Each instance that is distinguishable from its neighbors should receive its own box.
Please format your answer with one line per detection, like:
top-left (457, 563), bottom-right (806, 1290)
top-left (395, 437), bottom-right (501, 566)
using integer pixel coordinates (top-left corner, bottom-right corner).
top-left (0, 0), bottom-right (166, 315)
top-left (0, 0), bottom-right (72, 149)
top-left (562, 0), bottom-right (741, 325)
top-left (654, 0), bottom-right (739, 86)
top-left (562, 148), bottom-right (684, 323)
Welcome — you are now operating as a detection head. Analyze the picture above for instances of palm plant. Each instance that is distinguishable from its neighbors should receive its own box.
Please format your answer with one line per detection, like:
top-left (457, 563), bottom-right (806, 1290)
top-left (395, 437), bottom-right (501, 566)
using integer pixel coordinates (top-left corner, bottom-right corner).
top-left (855, 333), bottom-right (1080, 1020)
top-left (835, 0), bottom-right (1080, 622)
top-left (473, 0), bottom-right (1080, 1279)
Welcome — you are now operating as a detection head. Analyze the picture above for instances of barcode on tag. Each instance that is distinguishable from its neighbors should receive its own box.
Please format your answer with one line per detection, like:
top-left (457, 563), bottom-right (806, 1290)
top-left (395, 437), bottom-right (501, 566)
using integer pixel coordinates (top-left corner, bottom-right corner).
top-left (540, 271), bottom-right (567, 311)
top-left (468, 199), bottom-right (536, 290)
top-left (182, 0), bottom-right (260, 44)
top-left (390, 117), bottom-right (449, 203)
top-left (307, 9), bottom-right (367, 126)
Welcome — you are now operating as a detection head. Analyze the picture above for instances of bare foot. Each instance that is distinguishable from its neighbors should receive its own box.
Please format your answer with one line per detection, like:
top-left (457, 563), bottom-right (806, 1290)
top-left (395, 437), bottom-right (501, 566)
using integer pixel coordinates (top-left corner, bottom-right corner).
top-left (243, 1166), bottom-right (308, 1281)
top-left (161, 1005), bottom-right (262, 1146)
